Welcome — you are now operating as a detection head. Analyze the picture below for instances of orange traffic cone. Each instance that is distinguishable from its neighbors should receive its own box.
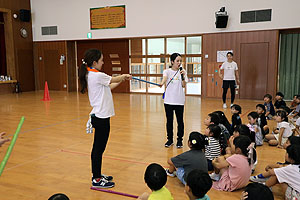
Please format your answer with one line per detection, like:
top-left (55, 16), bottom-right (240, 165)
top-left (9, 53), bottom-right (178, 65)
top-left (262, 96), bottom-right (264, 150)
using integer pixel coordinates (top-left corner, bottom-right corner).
top-left (41, 81), bottom-right (51, 101)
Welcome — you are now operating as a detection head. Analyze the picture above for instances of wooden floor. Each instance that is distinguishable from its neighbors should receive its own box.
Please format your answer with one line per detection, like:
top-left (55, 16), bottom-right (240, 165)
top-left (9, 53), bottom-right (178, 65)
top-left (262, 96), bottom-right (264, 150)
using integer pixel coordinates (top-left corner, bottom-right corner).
top-left (0, 91), bottom-right (286, 200)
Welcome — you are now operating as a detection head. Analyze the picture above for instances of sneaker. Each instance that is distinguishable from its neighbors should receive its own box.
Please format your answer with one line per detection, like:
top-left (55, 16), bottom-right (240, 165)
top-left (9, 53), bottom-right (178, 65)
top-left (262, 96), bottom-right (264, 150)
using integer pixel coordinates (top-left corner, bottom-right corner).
top-left (250, 175), bottom-right (268, 182)
top-left (101, 174), bottom-right (113, 181)
top-left (165, 140), bottom-right (173, 148)
top-left (230, 104), bottom-right (233, 108)
top-left (223, 104), bottom-right (227, 109)
top-left (209, 172), bottom-right (220, 181)
top-left (166, 169), bottom-right (176, 177)
top-left (92, 178), bottom-right (115, 188)
top-left (176, 140), bottom-right (183, 148)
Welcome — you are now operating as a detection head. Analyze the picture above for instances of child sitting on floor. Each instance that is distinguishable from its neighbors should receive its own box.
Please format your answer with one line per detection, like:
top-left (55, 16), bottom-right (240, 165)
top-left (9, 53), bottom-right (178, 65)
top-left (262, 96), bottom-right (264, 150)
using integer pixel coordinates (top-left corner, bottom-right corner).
top-left (274, 92), bottom-right (286, 110)
top-left (264, 94), bottom-right (275, 120)
top-left (185, 169), bottom-right (212, 200)
top-left (212, 111), bottom-right (232, 136)
top-left (250, 145), bottom-right (300, 200)
top-left (256, 104), bottom-right (269, 136)
top-left (166, 132), bottom-right (208, 185)
top-left (226, 124), bottom-right (257, 173)
top-left (211, 135), bottom-right (253, 191)
top-left (204, 124), bottom-right (221, 171)
top-left (290, 95), bottom-right (298, 111)
top-left (231, 104), bottom-right (242, 134)
top-left (138, 163), bottom-right (173, 200)
top-left (288, 94), bottom-right (300, 121)
top-left (204, 113), bottom-right (228, 155)
top-left (247, 112), bottom-right (263, 146)
top-left (265, 110), bottom-right (293, 148)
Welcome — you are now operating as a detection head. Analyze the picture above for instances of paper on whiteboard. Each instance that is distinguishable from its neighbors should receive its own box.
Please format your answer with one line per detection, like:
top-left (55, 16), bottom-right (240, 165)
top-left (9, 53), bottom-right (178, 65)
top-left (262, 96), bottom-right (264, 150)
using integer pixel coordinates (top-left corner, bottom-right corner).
top-left (217, 50), bottom-right (233, 62)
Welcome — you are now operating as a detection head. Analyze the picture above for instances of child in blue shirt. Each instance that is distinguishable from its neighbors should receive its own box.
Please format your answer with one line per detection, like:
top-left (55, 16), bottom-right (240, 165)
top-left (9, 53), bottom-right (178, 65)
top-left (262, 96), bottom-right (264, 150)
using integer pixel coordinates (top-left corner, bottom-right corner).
top-left (185, 169), bottom-right (212, 200)
top-left (264, 94), bottom-right (275, 120)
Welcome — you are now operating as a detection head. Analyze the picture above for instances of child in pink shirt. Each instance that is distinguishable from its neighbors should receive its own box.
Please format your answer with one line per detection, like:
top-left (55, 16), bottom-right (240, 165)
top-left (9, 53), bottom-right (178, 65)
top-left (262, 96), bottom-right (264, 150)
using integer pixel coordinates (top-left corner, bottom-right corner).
top-left (211, 135), bottom-right (253, 191)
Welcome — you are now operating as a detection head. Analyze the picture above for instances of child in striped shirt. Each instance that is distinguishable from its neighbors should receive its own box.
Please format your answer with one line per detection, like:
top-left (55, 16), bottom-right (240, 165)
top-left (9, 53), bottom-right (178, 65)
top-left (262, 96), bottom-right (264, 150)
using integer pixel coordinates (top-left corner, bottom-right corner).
top-left (204, 124), bottom-right (221, 171)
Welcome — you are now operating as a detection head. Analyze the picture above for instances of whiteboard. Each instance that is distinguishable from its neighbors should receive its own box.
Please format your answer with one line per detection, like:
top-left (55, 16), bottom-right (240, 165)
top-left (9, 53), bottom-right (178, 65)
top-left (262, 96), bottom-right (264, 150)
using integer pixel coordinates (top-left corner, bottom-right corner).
top-left (217, 50), bottom-right (233, 62)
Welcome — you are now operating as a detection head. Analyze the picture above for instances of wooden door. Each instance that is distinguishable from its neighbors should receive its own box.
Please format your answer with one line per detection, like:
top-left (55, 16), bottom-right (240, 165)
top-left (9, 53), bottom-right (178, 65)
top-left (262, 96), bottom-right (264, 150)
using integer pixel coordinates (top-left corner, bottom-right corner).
top-left (206, 62), bottom-right (215, 97)
top-left (240, 43), bottom-right (269, 99)
top-left (206, 62), bottom-right (223, 98)
top-left (17, 49), bottom-right (35, 91)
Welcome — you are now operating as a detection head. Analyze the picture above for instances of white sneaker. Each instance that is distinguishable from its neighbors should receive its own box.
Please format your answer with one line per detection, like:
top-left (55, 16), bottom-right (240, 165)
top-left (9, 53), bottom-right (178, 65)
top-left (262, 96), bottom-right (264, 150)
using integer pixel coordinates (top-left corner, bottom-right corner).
top-left (223, 104), bottom-right (227, 109)
top-left (230, 104), bottom-right (234, 108)
top-left (250, 175), bottom-right (268, 182)
top-left (165, 169), bottom-right (176, 177)
top-left (209, 172), bottom-right (220, 181)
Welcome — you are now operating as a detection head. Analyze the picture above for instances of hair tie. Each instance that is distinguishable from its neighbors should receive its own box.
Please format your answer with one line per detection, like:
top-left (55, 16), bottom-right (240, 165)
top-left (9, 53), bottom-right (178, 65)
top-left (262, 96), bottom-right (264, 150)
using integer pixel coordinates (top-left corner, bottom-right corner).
top-left (192, 139), bottom-right (197, 144)
top-left (82, 59), bottom-right (87, 65)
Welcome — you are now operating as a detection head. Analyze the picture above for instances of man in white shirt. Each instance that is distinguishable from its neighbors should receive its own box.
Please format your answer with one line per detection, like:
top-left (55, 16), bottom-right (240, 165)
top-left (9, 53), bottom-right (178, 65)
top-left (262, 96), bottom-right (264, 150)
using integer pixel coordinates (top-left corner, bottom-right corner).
top-left (218, 52), bottom-right (240, 109)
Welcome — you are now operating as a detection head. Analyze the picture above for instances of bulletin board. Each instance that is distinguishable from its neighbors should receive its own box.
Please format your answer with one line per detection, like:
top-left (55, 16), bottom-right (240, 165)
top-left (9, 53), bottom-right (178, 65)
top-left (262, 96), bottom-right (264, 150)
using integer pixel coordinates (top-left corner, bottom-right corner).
top-left (90, 5), bottom-right (126, 29)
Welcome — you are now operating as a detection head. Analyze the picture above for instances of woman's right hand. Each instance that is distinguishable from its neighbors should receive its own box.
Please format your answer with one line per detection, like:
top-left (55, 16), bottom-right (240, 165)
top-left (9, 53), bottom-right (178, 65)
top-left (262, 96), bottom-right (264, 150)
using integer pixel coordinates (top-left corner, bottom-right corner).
top-left (122, 74), bottom-right (132, 81)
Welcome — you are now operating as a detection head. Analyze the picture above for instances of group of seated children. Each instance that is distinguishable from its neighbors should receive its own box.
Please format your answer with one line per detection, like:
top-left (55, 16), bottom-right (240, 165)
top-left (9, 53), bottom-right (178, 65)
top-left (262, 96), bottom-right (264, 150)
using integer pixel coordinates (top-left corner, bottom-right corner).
top-left (139, 92), bottom-right (300, 200)
top-left (265, 93), bottom-right (300, 123)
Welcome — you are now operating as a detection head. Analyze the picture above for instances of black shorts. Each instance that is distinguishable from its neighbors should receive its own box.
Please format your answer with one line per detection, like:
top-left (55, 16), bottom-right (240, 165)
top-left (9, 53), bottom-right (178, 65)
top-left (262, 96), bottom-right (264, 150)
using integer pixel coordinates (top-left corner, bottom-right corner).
top-left (222, 80), bottom-right (236, 89)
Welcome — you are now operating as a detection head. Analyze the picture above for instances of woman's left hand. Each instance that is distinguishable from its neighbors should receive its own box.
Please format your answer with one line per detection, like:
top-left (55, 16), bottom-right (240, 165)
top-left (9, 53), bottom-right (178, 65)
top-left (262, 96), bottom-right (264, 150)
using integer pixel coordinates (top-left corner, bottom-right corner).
top-left (180, 68), bottom-right (186, 75)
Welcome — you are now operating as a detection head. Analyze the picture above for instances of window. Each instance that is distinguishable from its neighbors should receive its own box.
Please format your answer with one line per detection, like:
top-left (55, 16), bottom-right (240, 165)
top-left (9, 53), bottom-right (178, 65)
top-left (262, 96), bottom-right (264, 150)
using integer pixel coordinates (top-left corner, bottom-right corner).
top-left (148, 38), bottom-right (164, 55)
top-left (129, 36), bottom-right (202, 95)
top-left (167, 37), bottom-right (184, 54)
top-left (187, 36), bottom-right (202, 54)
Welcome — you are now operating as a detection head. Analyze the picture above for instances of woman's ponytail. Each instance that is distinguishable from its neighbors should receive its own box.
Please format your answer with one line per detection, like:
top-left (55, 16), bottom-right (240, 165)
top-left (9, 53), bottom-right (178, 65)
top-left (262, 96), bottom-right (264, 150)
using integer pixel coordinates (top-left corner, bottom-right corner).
top-left (78, 49), bottom-right (102, 94)
top-left (79, 62), bottom-right (88, 93)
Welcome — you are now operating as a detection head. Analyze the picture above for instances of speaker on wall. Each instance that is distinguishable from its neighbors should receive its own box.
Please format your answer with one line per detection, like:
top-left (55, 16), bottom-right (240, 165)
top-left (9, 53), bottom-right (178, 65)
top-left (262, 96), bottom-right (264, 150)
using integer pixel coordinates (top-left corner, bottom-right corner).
top-left (19, 9), bottom-right (31, 22)
top-left (215, 15), bottom-right (228, 28)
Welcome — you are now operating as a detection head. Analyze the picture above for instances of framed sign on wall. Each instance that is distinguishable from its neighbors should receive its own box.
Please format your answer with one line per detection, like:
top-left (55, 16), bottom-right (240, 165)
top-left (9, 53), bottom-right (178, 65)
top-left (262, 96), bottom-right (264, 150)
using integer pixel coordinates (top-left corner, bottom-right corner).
top-left (90, 5), bottom-right (126, 30)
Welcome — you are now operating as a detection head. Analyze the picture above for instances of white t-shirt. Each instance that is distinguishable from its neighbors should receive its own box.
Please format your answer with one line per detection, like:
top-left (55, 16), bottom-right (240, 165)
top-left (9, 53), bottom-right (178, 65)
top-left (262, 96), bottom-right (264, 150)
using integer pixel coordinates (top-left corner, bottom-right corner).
top-left (277, 121), bottom-right (293, 138)
top-left (274, 164), bottom-right (300, 192)
top-left (220, 61), bottom-right (238, 80)
top-left (163, 68), bottom-right (188, 105)
top-left (87, 71), bottom-right (115, 118)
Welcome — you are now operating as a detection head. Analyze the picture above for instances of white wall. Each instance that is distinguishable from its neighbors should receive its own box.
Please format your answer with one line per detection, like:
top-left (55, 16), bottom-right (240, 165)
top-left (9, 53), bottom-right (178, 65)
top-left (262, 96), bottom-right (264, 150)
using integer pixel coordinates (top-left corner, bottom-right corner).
top-left (31, 0), bottom-right (300, 41)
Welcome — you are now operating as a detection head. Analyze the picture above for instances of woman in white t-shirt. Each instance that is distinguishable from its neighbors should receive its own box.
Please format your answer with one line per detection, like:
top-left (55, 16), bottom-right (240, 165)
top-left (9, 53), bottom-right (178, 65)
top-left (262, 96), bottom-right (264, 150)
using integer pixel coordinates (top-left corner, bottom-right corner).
top-left (265, 110), bottom-right (292, 148)
top-left (218, 52), bottom-right (240, 109)
top-left (160, 53), bottom-right (188, 148)
top-left (79, 49), bottom-right (131, 188)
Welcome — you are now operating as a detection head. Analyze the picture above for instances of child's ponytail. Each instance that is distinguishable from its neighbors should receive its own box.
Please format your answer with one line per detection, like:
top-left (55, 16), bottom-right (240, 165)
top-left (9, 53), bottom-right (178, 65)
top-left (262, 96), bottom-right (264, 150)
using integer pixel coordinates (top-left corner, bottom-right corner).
top-left (233, 135), bottom-right (252, 165)
top-left (78, 49), bottom-right (102, 94)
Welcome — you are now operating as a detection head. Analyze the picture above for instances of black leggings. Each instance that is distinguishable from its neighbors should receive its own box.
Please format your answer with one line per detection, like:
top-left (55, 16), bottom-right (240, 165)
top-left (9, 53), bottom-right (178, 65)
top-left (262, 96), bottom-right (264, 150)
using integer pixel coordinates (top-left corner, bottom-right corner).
top-left (91, 116), bottom-right (110, 179)
top-left (164, 104), bottom-right (184, 142)
top-left (222, 87), bottom-right (235, 104)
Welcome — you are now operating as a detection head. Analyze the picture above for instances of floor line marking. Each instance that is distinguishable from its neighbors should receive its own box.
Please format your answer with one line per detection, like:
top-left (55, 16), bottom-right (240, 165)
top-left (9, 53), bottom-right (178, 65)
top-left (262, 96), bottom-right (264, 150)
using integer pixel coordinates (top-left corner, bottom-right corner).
top-left (4, 142), bottom-right (84, 172)
top-left (61, 149), bottom-right (168, 168)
